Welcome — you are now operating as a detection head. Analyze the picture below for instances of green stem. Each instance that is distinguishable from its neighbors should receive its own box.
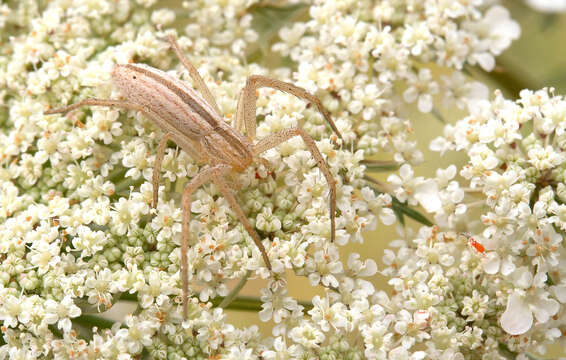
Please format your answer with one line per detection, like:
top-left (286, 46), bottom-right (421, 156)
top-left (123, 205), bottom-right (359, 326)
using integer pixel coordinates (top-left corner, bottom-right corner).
top-left (212, 295), bottom-right (313, 312)
top-left (362, 160), bottom-right (400, 172)
top-left (219, 271), bottom-right (251, 308)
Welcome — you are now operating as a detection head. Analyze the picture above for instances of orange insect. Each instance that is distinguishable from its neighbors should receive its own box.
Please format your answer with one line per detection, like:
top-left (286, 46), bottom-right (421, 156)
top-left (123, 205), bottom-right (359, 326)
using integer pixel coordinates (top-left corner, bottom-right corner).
top-left (468, 237), bottom-right (485, 254)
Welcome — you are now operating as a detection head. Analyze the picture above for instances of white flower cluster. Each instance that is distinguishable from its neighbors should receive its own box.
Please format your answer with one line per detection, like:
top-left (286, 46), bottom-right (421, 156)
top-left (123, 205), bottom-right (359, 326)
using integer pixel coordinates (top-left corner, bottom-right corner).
top-left (0, 0), bottom-right (529, 359)
top-left (273, 0), bottom-right (519, 162)
top-left (396, 88), bottom-right (566, 355)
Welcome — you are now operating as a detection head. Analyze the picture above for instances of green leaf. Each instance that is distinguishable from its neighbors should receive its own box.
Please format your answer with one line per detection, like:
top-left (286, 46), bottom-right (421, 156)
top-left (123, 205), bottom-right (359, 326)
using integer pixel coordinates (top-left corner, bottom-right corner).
top-left (48, 325), bottom-right (63, 339)
top-left (248, 3), bottom-right (309, 63)
top-left (366, 186), bottom-right (432, 226)
top-left (393, 204), bottom-right (405, 226)
top-left (391, 197), bottom-right (433, 226)
top-left (119, 292), bottom-right (138, 302)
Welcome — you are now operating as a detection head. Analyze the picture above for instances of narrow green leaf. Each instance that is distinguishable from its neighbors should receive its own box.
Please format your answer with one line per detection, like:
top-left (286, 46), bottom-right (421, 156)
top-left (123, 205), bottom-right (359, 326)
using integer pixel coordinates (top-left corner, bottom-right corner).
top-left (367, 186), bottom-right (432, 226)
top-left (391, 197), bottom-right (433, 226)
top-left (363, 160), bottom-right (400, 172)
top-left (393, 204), bottom-right (405, 226)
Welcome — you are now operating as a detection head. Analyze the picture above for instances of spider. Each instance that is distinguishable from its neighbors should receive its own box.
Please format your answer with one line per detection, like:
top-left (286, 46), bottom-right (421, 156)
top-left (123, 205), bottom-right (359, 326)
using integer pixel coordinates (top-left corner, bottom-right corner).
top-left (45, 35), bottom-right (343, 317)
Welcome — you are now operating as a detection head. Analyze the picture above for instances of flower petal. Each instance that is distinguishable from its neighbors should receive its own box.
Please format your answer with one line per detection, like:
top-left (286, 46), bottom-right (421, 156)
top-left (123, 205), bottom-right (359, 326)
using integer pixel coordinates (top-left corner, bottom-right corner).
top-left (500, 292), bottom-right (532, 335)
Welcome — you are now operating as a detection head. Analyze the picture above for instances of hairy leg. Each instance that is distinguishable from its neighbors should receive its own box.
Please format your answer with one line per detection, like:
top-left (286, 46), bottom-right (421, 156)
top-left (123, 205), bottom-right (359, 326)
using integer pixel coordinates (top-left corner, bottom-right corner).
top-left (253, 127), bottom-right (336, 243)
top-left (212, 174), bottom-right (271, 270)
top-left (44, 98), bottom-right (145, 115)
top-left (234, 89), bottom-right (245, 133)
top-left (237, 75), bottom-right (343, 141)
top-left (152, 133), bottom-right (174, 209)
top-left (180, 164), bottom-right (231, 318)
top-left (166, 34), bottom-right (221, 116)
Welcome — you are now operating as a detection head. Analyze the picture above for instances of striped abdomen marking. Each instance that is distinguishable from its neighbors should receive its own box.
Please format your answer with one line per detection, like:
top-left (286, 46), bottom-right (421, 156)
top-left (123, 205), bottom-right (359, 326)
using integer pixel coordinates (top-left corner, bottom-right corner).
top-left (112, 64), bottom-right (252, 164)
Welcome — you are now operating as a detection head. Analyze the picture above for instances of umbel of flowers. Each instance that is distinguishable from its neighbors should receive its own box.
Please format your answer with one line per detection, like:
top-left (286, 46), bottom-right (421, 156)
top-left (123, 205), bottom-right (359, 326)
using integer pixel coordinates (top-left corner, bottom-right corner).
top-left (2, 0), bottom-right (563, 359)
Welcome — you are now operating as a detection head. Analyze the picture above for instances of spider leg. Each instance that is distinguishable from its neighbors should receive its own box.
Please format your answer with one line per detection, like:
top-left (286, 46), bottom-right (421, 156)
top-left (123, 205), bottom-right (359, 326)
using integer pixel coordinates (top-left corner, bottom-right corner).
top-left (180, 164), bottom-right (231, 318)
top-left (253, 127), bottom-right (337, 243)
top-left (234, 89), bottom-right (245, 133)
top-left (166, 34), bottom-right (222, 116)
top-left (238, 75), bottom-right (343, 142)
top-left (211, 174), bottom-right (271, 271)
top-left (44, 98), bottom-right (145, 115)
top-left (44, 99), bottom-right (205, 211)
top-left (179, 164), bottom-right (272, 318)
top-left (153, 133), bottom-right (174, 209)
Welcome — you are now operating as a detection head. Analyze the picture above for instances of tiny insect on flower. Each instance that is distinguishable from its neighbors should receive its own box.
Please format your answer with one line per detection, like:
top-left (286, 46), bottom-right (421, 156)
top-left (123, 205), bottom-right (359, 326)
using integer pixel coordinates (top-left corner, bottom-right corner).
top-left (469, 237), bottom-right (485, 254)
top-left (44, 34), bottom-right (343, 319)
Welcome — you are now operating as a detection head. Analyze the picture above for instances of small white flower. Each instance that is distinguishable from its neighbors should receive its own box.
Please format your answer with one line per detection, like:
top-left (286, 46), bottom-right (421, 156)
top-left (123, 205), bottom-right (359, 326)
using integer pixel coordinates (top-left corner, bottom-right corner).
top-left (29, 239), bottom-right (61, 275)
top-left (73, 225), bottom-right (108, 257)
top-left (150, 9), bottom-right (175, 26)
top-left (256, 207), bottom-right (282, 233)
top-left (116, 315), bottom-right (159, 354)
top-left (261, 336), bottom-right (304, 359)
top-left (306, 246), bottom-right (343, 288)
top-left (308, 294), bottom-right (348, 331)
top-left (259, 287), bottom-right (300, 323)
top-left (288, 321), bottom-right (325, 348)
top-left (464, 6), bottom-right (520, 71)
top-left (403, 69), bottom-right (439, 113)
top-left (401, 23), bottom-right (433, 56)
top-left (44, 295), bottom-right (81, 333)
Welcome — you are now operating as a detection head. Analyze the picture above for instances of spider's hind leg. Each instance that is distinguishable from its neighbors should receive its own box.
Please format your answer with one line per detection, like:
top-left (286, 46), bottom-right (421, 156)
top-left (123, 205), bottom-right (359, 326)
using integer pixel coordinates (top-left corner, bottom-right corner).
top-left (253, 127), bottom-right (337, 243)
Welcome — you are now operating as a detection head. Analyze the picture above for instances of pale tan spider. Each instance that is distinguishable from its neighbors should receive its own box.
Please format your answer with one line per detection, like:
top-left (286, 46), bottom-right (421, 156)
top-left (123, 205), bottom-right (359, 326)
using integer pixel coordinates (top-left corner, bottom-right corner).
top-left (45, 35), bottom-right (343, 317)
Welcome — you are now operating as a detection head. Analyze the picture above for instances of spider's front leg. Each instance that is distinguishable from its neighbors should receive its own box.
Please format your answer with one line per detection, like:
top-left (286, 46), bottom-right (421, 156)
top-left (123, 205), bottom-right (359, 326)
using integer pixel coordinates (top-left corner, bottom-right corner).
top-left (179, 164), bottom-right (228, 319)
top-left (166, 34), bottom-right (221, 116)
top-left (237, 75), bottom-right (344, 142)
top-left (234, 75), bottom-right (340, 243)
top-left (179, 164), bottom-right (271, 318)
